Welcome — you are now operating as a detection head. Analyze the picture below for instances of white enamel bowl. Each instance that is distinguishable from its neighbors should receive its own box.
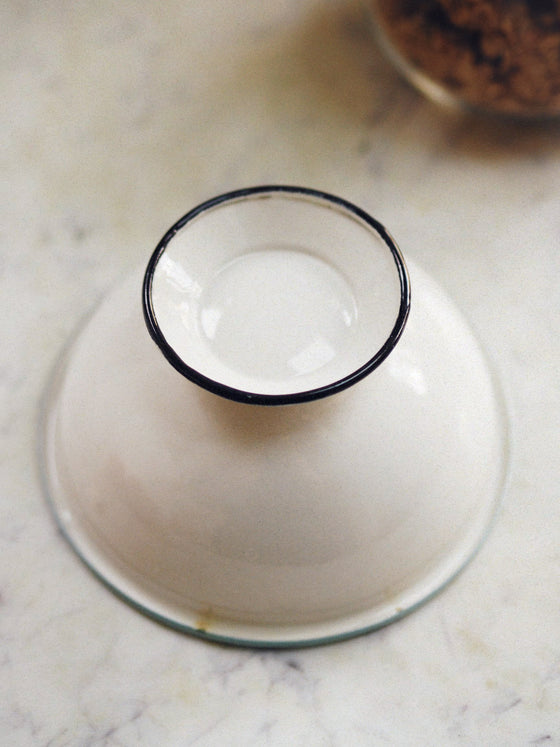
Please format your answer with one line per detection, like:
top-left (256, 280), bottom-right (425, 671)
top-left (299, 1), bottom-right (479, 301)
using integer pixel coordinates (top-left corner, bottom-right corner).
top-left (40, 187), bottom-right (508, 646)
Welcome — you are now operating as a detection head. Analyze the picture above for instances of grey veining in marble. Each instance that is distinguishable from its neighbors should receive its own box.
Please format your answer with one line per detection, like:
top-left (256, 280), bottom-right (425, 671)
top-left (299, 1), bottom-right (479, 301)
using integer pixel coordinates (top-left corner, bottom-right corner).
top-left (2, 0), bottom-right (560, 744)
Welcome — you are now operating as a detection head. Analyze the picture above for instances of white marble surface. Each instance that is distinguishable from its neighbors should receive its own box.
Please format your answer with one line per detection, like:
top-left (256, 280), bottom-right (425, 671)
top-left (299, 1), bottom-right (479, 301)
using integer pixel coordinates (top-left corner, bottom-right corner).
top-left (2, 0), bottom-right (560, 744)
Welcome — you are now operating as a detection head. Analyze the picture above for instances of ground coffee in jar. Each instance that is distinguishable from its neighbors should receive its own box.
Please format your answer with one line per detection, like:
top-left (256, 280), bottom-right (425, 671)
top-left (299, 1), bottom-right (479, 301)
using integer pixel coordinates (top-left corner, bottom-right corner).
top-left (371, 0), bottom-right (560, 117)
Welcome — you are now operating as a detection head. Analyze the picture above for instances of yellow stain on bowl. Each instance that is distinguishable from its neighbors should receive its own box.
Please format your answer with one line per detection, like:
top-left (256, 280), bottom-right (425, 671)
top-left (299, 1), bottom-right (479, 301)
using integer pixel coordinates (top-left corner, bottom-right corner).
top-left (195, 607), bottom-right (215, 633)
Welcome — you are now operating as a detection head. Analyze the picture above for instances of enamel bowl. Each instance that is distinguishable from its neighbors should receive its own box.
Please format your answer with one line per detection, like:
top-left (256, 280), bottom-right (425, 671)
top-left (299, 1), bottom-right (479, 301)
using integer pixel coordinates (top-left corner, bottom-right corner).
top-left (40, 187), bottom-right (508, 646)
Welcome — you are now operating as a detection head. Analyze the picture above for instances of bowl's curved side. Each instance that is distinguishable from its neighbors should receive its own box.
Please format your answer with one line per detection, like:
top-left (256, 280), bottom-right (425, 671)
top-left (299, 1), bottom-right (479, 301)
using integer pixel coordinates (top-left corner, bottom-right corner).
top-left (40, 262), bottom-right (509, 646)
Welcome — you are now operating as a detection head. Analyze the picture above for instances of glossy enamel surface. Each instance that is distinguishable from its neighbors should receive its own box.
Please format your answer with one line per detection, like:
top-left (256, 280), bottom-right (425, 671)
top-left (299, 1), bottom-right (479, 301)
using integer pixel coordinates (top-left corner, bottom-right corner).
top-left (144, 187), bottom-right (409, 404)
top-left (41, 237), bottom-right (508, 645)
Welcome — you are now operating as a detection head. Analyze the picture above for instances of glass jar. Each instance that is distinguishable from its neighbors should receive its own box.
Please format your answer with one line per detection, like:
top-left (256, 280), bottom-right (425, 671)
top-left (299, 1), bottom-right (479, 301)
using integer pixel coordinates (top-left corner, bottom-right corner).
top-left (370, 0), bottom-right (560, 118)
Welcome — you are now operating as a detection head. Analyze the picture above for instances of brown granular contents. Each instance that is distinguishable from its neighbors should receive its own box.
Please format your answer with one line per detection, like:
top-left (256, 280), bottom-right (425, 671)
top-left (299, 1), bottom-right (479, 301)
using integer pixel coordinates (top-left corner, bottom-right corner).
top-left (374, 0), bottom-right (560, 115)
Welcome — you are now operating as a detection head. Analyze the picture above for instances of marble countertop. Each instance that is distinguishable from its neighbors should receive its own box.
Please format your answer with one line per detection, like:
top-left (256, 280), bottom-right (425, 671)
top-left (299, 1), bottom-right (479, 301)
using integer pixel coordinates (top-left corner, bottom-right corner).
top-left (2, 0), bottom-right (560, 744)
